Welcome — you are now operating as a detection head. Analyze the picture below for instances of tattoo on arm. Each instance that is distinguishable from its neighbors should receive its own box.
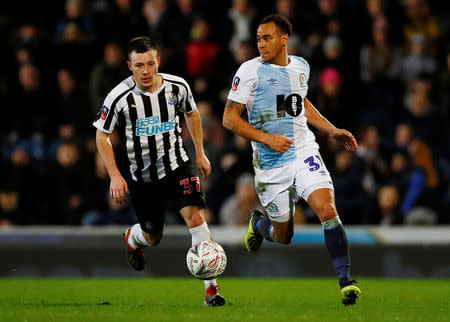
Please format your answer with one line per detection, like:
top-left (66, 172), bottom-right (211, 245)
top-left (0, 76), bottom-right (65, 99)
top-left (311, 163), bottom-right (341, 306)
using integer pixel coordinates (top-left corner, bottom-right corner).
top-left (223, 100), bottom-right (247, 133)
top-left (225, 99), bottom-right (246, 114)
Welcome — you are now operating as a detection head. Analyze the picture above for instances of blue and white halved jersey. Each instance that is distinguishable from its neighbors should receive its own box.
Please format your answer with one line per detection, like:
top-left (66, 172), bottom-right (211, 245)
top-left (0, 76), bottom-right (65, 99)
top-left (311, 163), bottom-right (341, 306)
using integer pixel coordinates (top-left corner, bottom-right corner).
top-left (227, 56), bottom-right (318, 170)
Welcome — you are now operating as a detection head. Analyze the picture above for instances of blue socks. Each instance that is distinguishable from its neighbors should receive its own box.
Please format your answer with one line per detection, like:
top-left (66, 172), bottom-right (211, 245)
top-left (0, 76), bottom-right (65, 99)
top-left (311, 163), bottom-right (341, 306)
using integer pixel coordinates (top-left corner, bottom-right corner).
top-left (322, 216), bottom-right (351, 288)
top-left (254, 214), bottom-right (351, 287)
top-left (254, 217), bottom-right (275, 242)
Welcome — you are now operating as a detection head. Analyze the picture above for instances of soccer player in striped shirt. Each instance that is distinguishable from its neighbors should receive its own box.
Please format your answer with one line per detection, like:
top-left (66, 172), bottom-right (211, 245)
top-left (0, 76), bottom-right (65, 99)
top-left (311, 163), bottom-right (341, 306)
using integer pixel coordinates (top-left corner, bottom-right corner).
top-left (94, 37), bottom-right (225, 306)
top-left (223, 14), bottom-right (361, 305)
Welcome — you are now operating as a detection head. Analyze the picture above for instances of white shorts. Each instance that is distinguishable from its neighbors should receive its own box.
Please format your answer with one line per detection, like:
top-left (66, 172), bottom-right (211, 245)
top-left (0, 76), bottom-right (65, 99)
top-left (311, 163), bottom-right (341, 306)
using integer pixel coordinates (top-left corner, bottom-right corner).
top-left (254, 147), bottom-right (333, 223)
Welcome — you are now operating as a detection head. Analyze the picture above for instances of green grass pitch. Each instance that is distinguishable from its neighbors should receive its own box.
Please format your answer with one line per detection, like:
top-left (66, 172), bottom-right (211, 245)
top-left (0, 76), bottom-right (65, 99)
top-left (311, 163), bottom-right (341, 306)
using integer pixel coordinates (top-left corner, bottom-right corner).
top-left (0, 278), bottom-right (448, 321)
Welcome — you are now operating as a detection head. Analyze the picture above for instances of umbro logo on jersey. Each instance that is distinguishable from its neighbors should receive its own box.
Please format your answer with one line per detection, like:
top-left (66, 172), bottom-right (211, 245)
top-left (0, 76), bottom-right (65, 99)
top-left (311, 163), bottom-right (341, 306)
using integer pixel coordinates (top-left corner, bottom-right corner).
top-left (268, 78), bottom-right (277, 85)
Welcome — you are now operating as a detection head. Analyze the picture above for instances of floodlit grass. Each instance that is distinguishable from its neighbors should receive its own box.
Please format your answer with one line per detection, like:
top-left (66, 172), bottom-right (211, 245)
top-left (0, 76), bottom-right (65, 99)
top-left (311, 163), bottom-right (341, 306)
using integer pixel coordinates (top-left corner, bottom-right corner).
top-left (0, 278), bottom-right (448, 321)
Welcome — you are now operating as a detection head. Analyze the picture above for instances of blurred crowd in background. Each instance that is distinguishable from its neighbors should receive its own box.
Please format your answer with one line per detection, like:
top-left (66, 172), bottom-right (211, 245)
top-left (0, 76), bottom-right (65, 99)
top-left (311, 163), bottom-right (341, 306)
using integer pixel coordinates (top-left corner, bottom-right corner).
top-left (0, 0), bottom-right (449, 227)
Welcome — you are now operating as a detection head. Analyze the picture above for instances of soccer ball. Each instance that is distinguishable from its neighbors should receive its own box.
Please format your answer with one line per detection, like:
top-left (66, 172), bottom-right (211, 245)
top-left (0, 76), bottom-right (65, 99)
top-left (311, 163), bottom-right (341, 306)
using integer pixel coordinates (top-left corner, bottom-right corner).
top-left (186, 240), bottom-right (227, 280)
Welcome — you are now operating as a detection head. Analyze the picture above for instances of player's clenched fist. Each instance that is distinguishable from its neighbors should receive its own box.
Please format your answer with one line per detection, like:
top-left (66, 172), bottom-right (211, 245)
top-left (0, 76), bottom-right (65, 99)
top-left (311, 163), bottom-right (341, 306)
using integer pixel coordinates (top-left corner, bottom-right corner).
top-left (264, 133), bottom-right (293, 153)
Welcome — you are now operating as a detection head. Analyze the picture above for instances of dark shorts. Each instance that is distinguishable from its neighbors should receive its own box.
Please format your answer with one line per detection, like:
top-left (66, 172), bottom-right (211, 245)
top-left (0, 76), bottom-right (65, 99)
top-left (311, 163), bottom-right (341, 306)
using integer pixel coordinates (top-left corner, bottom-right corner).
top-left (128, 162), bottom-right (206, 234)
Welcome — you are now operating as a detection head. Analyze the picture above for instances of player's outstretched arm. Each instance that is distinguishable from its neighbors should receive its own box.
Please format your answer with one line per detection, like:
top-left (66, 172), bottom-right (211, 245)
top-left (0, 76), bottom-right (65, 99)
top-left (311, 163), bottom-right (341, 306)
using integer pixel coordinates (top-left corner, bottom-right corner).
top-left (223, 99), bottom-right (292, 153)
top-left (96, 129), bottom-right (129, 204)
top-left (304, 98), bottom-right (358, 152)
top-left (184, 109), bottom-right (211, 178)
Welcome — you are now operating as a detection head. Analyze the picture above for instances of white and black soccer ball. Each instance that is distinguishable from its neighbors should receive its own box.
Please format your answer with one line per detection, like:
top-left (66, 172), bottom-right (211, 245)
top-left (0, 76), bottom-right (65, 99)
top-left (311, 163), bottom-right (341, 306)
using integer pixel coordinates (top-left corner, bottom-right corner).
top-left (186, 240), bottom-right (227, 280)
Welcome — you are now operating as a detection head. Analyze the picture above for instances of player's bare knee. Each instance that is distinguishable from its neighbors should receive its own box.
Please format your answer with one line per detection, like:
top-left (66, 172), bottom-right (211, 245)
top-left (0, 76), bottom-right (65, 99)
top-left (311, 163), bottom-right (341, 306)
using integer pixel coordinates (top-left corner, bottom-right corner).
top-left (180, 206), bottom-right (205, 228)
top-left (317, 203), bottom-right (338, 222)
top-left (186, 213), bottom-right (205, 228)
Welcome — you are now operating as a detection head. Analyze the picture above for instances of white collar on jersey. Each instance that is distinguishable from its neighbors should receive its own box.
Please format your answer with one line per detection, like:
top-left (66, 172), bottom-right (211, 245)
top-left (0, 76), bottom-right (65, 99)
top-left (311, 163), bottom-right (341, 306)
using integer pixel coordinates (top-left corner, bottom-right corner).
top-left (132, 75), bottom-right (166, 96)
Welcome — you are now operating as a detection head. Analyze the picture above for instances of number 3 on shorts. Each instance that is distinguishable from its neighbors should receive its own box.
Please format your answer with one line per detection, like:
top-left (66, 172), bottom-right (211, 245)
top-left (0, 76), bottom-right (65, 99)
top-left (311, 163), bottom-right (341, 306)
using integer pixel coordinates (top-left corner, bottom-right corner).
top-left (304, 155), bottom-right (322, 172)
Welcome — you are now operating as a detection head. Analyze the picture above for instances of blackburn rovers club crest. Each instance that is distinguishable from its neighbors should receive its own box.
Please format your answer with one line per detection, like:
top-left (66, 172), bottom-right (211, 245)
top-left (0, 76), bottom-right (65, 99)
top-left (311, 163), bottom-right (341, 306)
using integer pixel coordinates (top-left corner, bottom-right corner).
top-left (267, 202), bottom-right (279, 214)
top-left (299, 73), bottom-right (307, 87)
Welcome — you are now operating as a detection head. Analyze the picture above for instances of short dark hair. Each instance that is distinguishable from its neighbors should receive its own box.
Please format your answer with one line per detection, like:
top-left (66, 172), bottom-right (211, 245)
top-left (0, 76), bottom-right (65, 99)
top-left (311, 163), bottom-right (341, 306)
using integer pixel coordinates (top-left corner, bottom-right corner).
top-left (259, 14), bottom-right (292, 37)
top-left (127, 36), bottom-right (156, 58)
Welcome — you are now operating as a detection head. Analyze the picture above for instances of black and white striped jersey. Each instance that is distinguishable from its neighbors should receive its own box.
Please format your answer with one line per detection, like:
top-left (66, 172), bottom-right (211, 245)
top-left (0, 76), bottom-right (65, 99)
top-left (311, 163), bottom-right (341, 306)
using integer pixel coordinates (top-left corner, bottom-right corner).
top-left (93, 74), bottom-right (196, 182)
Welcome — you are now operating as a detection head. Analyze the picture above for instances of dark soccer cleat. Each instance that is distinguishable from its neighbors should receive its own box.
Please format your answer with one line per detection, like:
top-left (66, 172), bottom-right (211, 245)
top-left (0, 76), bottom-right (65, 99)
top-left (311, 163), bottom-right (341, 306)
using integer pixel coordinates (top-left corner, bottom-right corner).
top-left (340, 280), bottom-right (361, 306)
top-left (244, 209), bottom-right (265, 254)
top-left (124, 228), bottom-right (145, 271)
top-left (204, 285), bottom-right (225, 306)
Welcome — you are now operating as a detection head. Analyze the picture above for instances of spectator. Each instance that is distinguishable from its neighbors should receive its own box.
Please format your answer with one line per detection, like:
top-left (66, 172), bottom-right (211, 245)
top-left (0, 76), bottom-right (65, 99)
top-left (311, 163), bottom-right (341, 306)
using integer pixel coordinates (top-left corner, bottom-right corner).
top-left (157, 0), bottom-right (196, 73)
top-left (360, 15), bottom-right (402, 84)
top-left (402, 76), bottom-right (442, 149)
top-left (54, 0), bottom-right (95, 43)
top-left (142, 0), bottom-right (168, 39)
top-left (275, 0), bottom-right (299, 27)
top-left (14, 46), bottom-right (33, 67)
top-left (219, 172), bottom-right (264, 226)
top-left (362, 0), bottom-right (387, 37)
top-left (94, 0), bottom-right (146, 44)
top-left (46, 123), bottom-right (77, 161)
top-left (390, 34), bottom-right (437, 84)
top-left (207, 134), bottom-right (253, 219)
top-left (8, 23), bottom-right (52, 82)
top-left (391, 135), bottom-right (440, 223)
top-left (392, 124), bottom-right (439, 219)
top-left (89, 41), bottom-right (129, 113)
top-left (56, 68), bottom-right (91, 135)
top-left (6, 63), bottom-right (52, 141)
top-left (272, 0), bottom-right (304, 59)
top-left (408, 138), bottom-right (438, 191)
top-left (378, 185), bottom-right (402, 225)
top-left (313, 67), bottom-right (348, 130)
top-left (402, 0), bottom-right (440, 53)
top-left (82, 153), bottom-right (135, 226)
top-left (388, 150), bottom-right (412, 196)
top-left (185, 17), bottom-right (220, 78)
top-left (222, 39), bottom-right (257, 95)
top-left (47, 140), bottom-right (88, 225)
top-left (302, 0), bottom-right (354, 65)
top-left (227, 0), bottom-right (258, 52)
top-left (287, 32), bottom-right (303, 56)
top-left (356, 125), bottom-right (390, 197)
top-left (0, 186), bottom-right (20, 226)
top-left (332, 150), bottom-right (365, 224)
top-left (0, 147), bottom-right (41, 224)
top-left (321, 35), bottom-right (345, 72)
top-left (394, 122), bottom-right (414, 151)
top-left (53, 21), bottom-right (96, 80)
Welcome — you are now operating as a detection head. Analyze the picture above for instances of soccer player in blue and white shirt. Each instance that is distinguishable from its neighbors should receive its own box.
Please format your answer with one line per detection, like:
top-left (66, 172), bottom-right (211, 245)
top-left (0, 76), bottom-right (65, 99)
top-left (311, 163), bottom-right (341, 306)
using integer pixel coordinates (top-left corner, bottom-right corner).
top-left (223, 14), bottom-right (361, 305)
